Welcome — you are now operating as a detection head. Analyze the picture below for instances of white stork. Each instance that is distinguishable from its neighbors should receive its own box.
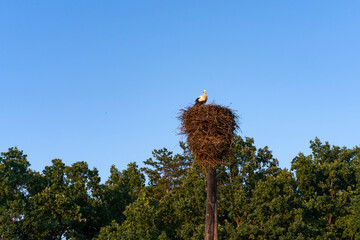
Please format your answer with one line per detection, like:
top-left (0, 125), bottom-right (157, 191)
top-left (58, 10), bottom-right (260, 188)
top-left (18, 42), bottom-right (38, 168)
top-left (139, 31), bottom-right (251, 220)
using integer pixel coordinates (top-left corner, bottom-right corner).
top-left (195, 90), bottom-right (207, 105)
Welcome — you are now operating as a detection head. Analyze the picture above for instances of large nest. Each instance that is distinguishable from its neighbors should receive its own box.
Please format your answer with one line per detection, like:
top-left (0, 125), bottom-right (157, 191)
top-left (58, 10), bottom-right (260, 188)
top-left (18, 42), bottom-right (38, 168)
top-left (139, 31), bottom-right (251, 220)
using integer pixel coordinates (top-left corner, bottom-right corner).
top-left (178, 103), bottom-right (238, 168)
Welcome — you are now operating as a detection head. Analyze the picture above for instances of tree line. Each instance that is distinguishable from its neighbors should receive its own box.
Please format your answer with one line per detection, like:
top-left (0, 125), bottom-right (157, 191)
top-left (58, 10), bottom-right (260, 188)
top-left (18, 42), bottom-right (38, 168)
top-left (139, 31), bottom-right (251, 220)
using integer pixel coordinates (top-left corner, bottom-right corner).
top-left (1, 136), bottom-right (360, 239)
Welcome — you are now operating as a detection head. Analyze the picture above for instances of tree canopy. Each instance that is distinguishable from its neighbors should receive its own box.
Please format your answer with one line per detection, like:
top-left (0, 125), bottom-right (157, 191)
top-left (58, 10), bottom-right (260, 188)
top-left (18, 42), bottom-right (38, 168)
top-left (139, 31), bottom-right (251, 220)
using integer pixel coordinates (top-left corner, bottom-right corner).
top-left (1, 137), bottom-right (359, 239)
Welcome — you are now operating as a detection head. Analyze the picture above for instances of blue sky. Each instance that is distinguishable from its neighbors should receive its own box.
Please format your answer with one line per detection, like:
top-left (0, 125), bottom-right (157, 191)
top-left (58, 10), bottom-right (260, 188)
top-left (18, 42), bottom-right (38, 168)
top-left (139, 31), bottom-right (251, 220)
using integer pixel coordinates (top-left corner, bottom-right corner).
top-left (1, 1), bottom-right (359, 182)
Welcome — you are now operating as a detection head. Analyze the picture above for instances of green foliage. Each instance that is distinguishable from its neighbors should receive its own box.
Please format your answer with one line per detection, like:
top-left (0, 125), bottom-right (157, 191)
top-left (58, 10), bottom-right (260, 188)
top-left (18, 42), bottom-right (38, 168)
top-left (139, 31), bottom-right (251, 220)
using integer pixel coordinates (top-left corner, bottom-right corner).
top-left (1, 137), bottom-right (360, 239)
top-left (103, 162), bottom-right (145, 224)
top-left (119, 189), bottom-right (159, 239)
top-left (0, 151), bottom-right (107, 239)
top-left (0, 147), bottom-right (32, 239)
top-left (217, 136), bottom-right (306, 240)
top-left (95, 220), bottom-right (122, 240)
top-left (141, 142), bottom-right (192, 200)
top-left (29, 159), bottom-right (105, 239)
top-left (96, 189), bottom-right (159, 240)
top-left (292, 138), bottom-right (360, 239)
top-left (157, 165), bottom-right (206, 239)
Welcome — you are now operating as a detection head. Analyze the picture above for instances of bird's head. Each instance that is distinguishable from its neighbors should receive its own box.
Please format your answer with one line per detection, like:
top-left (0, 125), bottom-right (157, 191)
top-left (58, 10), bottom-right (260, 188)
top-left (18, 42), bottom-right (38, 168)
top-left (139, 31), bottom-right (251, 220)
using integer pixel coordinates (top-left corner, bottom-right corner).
top-left (203, 90), bottom-right (207, 94)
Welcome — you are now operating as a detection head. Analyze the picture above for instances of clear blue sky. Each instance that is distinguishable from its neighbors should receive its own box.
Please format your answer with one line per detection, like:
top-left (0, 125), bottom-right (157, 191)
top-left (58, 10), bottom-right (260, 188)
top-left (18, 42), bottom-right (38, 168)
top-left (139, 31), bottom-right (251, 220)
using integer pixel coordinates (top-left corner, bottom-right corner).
top-left (1, 1), bottom-right (359, 182)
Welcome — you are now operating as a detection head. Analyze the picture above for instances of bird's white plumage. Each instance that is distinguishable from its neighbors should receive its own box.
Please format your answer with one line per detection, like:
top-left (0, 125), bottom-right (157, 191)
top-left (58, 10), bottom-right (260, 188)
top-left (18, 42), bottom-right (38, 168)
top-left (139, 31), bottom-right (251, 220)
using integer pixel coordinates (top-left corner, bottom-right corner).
top-left (195, 90), bottom-right (207, 105)
top-left (198, 95), bottom-right (206, 102)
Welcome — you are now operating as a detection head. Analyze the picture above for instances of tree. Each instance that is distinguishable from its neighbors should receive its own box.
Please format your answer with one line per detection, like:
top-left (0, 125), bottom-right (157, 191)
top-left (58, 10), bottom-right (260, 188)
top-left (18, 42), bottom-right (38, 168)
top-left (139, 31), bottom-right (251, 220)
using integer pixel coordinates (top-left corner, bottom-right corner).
top-left (2, 137), bottom-right (360, 239)
top-left (141, 142), bottom-right (192, 200)
top-left (20, 159), bottom-right (106, 239)
top-left (0, 147), bottom-right (32, 239)
top-left (156, 164), bottom-right (206, 239)
top-left (218, 136), bottom-right (306, 239)
top-left (292, 138), bottom-right (360, 239)
top-left (103, 162), bottom-right (145, 224)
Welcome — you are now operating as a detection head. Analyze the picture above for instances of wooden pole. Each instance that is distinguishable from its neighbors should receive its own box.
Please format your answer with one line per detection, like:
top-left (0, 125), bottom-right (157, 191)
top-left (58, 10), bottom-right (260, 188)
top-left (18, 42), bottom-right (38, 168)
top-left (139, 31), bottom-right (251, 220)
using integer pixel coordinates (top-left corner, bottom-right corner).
top-left (205, 167), bottom-right (218, 240)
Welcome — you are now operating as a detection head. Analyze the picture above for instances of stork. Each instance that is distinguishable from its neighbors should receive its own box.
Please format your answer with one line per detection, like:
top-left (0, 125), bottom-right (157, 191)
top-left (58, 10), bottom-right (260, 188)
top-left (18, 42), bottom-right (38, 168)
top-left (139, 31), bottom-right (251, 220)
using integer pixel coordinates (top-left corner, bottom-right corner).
top-left (195, 90), bottom-right (207, 105)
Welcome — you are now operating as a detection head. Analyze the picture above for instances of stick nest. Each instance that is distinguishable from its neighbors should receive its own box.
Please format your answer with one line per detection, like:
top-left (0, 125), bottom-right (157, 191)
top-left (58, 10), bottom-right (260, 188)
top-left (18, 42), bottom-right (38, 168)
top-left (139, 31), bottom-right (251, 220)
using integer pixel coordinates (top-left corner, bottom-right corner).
top-left (178, 103), bottom-right (238, 168)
